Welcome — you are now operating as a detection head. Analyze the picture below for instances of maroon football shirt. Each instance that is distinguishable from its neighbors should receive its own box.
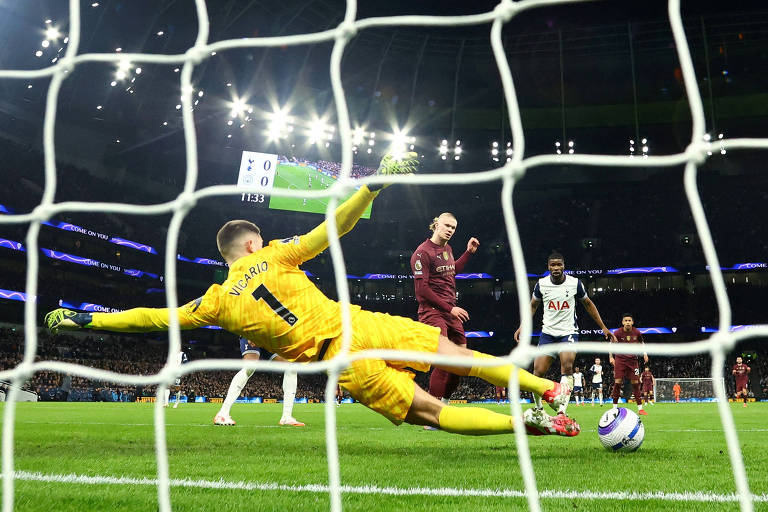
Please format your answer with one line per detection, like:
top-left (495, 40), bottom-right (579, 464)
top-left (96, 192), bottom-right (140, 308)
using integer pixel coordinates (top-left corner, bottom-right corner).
top-left (640, 369), bottom-right (654, 389)
top-left (411, 239), bottom-right (459, 315)
top-left (612, 327), bottom-right (645, 364)
top-left (733, 363), bottom-right (750, 384)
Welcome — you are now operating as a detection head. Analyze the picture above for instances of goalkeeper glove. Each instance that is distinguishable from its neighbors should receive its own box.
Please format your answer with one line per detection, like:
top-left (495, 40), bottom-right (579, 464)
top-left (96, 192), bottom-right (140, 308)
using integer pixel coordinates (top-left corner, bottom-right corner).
top-left (368, 151), bottom-right (418, 192)
top-left (45, 308), bottom-right (93, 334)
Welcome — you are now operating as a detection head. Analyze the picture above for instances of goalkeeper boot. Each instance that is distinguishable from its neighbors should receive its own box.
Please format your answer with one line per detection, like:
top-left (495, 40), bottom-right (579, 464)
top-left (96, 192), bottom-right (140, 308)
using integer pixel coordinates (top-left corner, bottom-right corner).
top-left (523, 408), bottom-right (580, 437)
top-left (541, 382), bottom-right (571, 414)
top-left (213, 414), bottom-right (236, 426)
top-left (278, 417), bottom-right (305, 427)
top-left (45, 308), bottom-right (92, 334)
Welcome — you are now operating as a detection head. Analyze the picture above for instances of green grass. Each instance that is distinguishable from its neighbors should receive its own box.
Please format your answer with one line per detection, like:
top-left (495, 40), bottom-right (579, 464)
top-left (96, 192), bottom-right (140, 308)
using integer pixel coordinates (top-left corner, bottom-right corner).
top-left (268, 163), bottom-right (373, 218)
top-left (2, 402), bottom-right (766, 511)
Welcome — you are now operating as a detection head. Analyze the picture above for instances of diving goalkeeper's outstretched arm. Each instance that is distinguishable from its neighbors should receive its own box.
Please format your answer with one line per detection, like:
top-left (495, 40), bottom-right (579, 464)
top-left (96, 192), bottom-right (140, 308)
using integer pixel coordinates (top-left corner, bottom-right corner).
top-left (294, 152), bottom-right (418, 264)
top-left (45, 152), bottom-right (418, 336)
top-left (45, 290), bottom-right (220, 334)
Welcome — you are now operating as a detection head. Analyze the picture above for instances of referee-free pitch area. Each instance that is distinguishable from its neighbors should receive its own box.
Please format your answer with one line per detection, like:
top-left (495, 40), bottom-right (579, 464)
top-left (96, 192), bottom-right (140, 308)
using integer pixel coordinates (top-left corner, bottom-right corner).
top-left (3, 402), bottom-right (766, 511)
top-left (268, 163), bottom-right (374, 218)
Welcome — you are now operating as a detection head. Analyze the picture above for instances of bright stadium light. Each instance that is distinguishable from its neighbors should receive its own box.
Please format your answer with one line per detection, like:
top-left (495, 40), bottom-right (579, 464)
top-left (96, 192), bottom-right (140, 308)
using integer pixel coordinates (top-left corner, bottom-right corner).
top-left (491, 148), bottom-right (499, 156)
top-left (229, 98), bottom-right (247, 118)
top-left (309, 119), bottom-right (327, 145)
top-left (389, 129), bottom-right (409, 158)
top-left (352, 127), bottom-right (365, 145)
top-left (266, 109), bottom-right (293, 141)
top-left (492, 141), bottom-right (498, 148)
top-left (454, 146), bottom-right (462, 155)
top-left (45, 26), bottom-right (61, 41)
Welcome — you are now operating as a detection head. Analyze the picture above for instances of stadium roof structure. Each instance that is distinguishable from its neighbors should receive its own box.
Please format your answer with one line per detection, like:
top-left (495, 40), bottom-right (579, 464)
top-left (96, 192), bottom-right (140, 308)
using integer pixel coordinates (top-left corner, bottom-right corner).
top-left (1, 0), bottom-right (768, 171)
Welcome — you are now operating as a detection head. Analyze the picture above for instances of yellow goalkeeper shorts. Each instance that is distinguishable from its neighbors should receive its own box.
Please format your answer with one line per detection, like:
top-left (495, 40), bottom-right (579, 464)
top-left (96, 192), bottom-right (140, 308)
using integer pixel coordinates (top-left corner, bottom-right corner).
top-left (330, 309), bottom-right (441, 424)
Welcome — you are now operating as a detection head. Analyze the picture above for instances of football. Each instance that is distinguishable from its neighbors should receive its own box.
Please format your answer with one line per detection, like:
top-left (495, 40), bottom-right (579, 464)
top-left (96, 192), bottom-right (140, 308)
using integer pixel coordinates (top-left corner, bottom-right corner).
top-left (598, 407), bottom-right (645, 451)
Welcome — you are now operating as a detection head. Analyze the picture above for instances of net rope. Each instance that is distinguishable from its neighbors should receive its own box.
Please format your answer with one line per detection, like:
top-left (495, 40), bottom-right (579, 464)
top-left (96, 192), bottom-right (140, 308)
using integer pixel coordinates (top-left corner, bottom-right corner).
top-left (0, 0), bottom-right (766, 510)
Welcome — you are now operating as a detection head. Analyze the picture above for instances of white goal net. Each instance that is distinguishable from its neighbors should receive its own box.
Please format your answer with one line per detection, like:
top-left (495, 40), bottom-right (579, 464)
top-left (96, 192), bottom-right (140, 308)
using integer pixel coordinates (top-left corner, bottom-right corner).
top-left (0, 0), bottom-right (766, 511)
top-left (655, 377), bottom-right (726, 402)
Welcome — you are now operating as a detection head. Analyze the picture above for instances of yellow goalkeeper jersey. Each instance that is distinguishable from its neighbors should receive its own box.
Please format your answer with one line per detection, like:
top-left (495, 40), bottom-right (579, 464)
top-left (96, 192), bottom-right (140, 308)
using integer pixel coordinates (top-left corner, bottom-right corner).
top-left (89, 186), bottom-right (376, 362)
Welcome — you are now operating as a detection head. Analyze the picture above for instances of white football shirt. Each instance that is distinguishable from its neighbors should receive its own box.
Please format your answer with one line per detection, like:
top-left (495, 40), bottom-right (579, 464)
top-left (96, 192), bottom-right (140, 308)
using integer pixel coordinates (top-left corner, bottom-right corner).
top-left (533, 274), bottom-right (587, 336)
top-left (590, 364), bottom-right (603, 383)
top-left (175, 351), bottom-right (189, 365)
top-left (573, 372), bottom-right (584, 387)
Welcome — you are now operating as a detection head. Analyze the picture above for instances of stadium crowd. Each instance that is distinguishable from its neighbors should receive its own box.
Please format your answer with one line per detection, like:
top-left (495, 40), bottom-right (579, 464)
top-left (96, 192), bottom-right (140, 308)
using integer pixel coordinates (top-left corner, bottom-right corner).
top-left (0, 326), bottom-right (763, 403)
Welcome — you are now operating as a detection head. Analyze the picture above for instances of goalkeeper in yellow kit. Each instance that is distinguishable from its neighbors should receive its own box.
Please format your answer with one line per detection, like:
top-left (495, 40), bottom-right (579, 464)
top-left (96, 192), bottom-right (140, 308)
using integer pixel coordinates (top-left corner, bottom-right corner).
top-left (46, 153), bottom-right (579, 437)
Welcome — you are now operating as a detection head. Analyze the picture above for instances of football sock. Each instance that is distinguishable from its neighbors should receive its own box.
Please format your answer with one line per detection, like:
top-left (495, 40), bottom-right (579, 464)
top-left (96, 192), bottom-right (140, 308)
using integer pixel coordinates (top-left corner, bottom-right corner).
top-left (438, 405), bottom-right (514, 435)
top-left (220, 368), bottom-right (254, 417)
top-left (163, 388), bottom-right (170, 406)
top-left (631, 382), bottom-right (643, 407)
top-left (468, 352), bottom-right (553, 396)
top-left (534, 394), bottom-right (544, 410)
top-left (281, 369), bottom-right (298, 420)
top-left (174, 390), bottom-right (181, 406)
top-left (611, 383), bottom-right (621, 404)
top-left (443, 372), bottom-right (461, 401)
top-left (428, 368), bottom-right (450, 400)
top-left (558, 375), bottom-right (572, 413)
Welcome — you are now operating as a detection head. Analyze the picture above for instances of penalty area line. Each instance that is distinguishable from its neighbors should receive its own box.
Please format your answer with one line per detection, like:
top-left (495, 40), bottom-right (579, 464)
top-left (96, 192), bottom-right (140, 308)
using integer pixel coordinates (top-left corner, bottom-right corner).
top-left (5, 471), bottom-right (767, 503)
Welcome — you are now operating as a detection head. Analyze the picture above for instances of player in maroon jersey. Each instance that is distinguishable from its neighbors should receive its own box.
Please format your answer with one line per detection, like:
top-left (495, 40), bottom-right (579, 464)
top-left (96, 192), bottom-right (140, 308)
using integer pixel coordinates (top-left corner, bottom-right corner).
top-left (732, 356), bottom-right (751, 407)
top-left (411, 212), bottom-right (479, 414)
top-left (609, 313), bottom-right (649, 415)
top-left (495, 386), bottom-right (507, 403)
top-left (640, 366), bottom-right (655, 405)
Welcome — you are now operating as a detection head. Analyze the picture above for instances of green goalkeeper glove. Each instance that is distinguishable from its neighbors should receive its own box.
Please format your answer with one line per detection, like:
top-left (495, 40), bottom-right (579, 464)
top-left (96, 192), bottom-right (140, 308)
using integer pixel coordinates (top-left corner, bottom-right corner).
top-left (368, 151), bottom-right (418, 192)
top-left (45, 308), bottom-right (93, 334)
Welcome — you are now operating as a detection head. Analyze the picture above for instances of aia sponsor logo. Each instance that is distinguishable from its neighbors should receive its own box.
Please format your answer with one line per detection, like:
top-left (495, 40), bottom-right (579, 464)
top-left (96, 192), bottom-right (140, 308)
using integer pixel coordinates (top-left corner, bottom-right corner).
top-left (547, 300), bottom-right (571, 311)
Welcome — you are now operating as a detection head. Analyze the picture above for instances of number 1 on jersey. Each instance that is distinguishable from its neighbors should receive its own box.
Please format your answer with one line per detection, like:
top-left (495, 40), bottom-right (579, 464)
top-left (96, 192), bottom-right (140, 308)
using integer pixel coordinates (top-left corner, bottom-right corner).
top-left (252, 284), bottom-right (298, 326)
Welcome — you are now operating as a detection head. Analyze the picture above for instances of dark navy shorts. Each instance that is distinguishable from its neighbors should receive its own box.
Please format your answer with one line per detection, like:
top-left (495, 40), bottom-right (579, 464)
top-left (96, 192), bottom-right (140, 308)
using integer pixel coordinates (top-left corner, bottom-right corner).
top-left (538, 332), bottom-right (578, 346)
top-left (239, 337), bottom-right (275, 360)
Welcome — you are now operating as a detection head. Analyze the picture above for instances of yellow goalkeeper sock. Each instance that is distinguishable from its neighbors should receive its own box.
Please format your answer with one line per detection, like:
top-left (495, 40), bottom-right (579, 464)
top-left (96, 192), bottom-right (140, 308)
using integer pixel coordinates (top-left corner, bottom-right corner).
top-left (468, 351), bottom-right (553, 396)
top-left (438, 405), bottom-right (514, 435)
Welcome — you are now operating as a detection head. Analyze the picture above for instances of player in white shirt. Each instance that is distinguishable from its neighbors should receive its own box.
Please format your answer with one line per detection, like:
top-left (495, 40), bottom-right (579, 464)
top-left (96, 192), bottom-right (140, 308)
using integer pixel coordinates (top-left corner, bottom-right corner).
top-left (213, 337), bottom-right (305, 427)
top-left (572, 367), bottom-right (585, 406)
top-left (589, 357), bottom-right (604, 406)
top-left (165, 350), bottom-right (189, 408)
top-left (515, 252), bottom-right (616, 416)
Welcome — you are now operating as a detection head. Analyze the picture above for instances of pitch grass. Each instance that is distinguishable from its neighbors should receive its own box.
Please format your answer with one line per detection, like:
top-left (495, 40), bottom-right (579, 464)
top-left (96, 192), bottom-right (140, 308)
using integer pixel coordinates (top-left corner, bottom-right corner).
top-left (268, 163), bottom-right (373, 218)
top-left (2, 402), bottom-right (766, 511)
